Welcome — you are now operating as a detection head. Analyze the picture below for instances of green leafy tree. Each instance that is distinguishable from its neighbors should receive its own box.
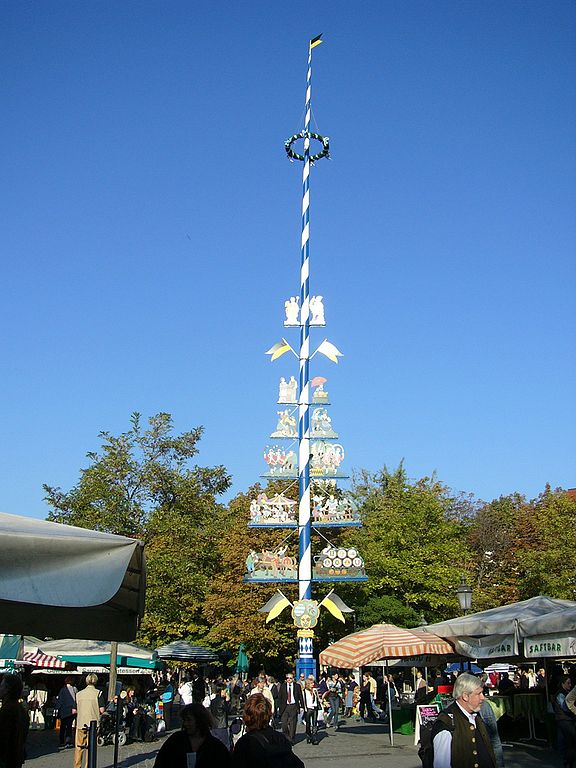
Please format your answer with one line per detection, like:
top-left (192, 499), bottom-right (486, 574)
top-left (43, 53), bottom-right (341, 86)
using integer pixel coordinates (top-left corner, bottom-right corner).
top-left (467, 487), bottom-right (576, 609)
top-left (350, 464), bottom-right (472, 623)
top-left (44, 412), bottom-right (231, 647)
top-left (355, 595), bottom-right (421, 629)
top-left (515, 486), bottom-right (576, 600)
top-left (203, 485), bottom-right (301, 671)
top-left (467, 493), bottom-right (528, 609)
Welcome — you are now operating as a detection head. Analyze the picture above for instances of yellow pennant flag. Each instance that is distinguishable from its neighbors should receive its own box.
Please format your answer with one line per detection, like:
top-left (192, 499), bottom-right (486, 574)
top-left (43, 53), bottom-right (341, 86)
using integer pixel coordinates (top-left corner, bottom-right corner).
top-left (319, 590), bottom-right (353, 623)
top-left (259, 590), bottom-right (293, 623)
top-left (316, 339), bottom-right (343, 363)
top-left (310, 34), bottom-right (323, 50)
top-left (321, 596), bottom-right (345, 622)
top-left (266, 595), bottom-right (292, 623)
top-left (265, 339), bottom-right (293, 362)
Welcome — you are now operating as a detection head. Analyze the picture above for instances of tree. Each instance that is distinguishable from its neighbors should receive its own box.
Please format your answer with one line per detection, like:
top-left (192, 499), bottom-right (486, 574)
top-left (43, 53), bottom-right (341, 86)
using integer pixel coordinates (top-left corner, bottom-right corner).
top-left (355, 595), bottom-right (421, 630)
top-left (202, 485), bottom-right (300, 672)
top-left (467, 493), bottom-right (528, 609)
top-left (515, 486), bottom-right (576, 600)
top-left (44, 412), bottom-right (231, 647)
top-left (350, 464), bottom-right (472, 623)
top-left (466, 487), bottom-right (576, 609)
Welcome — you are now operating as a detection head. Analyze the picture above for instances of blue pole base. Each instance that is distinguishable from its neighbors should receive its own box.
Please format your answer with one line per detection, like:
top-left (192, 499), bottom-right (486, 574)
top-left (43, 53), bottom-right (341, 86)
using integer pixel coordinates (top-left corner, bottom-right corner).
top-left (297, 634), bottom-right (317, 681)
top-left (296, 656), bottom-right (317, 681)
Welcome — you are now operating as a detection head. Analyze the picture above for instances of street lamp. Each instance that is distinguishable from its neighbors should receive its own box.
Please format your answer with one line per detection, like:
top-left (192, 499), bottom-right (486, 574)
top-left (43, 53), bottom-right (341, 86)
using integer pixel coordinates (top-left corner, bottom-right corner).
top-left (456, 576), bottom-right (472, 614)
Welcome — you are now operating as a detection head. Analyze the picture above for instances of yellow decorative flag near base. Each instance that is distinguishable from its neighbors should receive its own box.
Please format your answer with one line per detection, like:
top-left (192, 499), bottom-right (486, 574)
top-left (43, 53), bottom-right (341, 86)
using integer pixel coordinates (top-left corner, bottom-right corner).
top-left (259, 590), bottom-right (292, 622)
top-left (320, 590), bottom-right (354, 623)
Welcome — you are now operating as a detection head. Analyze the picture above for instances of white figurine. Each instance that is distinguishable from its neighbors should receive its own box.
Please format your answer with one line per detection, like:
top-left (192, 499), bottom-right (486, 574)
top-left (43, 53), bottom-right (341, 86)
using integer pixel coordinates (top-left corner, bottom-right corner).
top-left (273, 409), bottom-right (296, 437)
top-left (325, 495), bottom-right (339, 516)
top-left (284, 296), bottom-right (300, 325)
top-left (287, 376), bottom-right (298, 403)
top-left (310, 295), bottom-right (325, 325)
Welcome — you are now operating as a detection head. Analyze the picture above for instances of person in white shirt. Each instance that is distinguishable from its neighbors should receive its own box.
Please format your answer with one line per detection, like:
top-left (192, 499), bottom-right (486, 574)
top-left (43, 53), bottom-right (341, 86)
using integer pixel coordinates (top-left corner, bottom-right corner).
top-left (302, 678), bottom-right (320, 744)
top-left (178, 677), bottom-right (194, 706)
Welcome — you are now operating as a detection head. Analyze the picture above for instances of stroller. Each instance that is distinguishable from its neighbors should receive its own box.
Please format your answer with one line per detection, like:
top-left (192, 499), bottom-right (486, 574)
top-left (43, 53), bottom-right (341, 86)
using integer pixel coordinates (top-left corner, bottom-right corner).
top-left (97, 710), bottom-right (127, 747)
top-left (97, 704), bottom-right (128, 747)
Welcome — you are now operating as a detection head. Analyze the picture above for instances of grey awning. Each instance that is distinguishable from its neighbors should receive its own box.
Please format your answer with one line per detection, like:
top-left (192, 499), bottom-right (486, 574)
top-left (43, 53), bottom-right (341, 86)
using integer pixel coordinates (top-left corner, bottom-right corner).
top-left (0, 512), bottom-right (145, 641)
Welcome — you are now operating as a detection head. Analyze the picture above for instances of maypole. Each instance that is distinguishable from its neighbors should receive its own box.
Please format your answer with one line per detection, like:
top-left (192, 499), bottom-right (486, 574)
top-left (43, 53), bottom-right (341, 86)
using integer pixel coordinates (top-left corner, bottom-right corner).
top-left (295, 34), bottom-right (321, 677)
top-left (245, 35), bottom-right (366, 680)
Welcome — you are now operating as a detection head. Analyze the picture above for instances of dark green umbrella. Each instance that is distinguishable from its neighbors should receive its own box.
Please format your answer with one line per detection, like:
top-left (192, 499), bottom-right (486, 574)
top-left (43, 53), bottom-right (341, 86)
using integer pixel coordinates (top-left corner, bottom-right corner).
top-left (234, 643), bottom-right (249, 675)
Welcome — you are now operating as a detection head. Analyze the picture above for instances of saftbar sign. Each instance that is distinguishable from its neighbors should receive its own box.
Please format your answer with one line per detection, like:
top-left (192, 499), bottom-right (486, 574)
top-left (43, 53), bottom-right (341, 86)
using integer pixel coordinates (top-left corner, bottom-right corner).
top-left (524, 634), bottom-right (576, 658)
top-left (451, 635), bottom-right (518, 658)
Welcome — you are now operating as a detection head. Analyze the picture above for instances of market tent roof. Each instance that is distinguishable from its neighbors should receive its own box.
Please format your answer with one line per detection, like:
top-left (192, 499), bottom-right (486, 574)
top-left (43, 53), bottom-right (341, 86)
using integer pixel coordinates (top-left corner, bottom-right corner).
top-left (25, 638), bottom-right (160, 669)
top-left (483, 663), bottom-right (517, 672)
top-left (422, 596), bottom-right (576, 658)
top-left (155, 641), bottom-right (219, 662)
top-left (423, 597), bottom-right (576, 638)
top-left (319, 624), bottom-right (454, 668)
top-left (0, 512), bottom-right (145, 641)
top-left (518, 603), bottom-right (576, 636)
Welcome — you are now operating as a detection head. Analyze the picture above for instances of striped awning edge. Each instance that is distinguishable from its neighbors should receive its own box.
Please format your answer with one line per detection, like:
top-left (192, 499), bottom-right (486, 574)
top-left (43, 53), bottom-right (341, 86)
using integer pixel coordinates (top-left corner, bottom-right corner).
top-left (22, 651), bottom-right (68, 669)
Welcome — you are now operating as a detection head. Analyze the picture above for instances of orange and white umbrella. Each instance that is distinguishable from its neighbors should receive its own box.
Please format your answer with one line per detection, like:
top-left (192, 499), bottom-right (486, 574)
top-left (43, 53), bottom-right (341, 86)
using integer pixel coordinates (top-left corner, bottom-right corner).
top-left (319, 623), bottom-right (454, 668)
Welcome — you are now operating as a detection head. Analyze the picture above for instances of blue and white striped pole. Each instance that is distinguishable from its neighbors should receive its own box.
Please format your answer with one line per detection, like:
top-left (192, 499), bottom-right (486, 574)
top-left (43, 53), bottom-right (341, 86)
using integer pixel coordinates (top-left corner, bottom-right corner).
top-left (297, 34), bottom-right (322, 679)
top-left (298, 39), bottom-right (313, 602)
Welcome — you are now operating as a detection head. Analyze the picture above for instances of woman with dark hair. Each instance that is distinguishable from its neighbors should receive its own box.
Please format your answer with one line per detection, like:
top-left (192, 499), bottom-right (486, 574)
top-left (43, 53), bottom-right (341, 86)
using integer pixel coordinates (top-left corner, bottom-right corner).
top-left (56, 675), bottom-right (77, 748)
top-left (153, 703), bottom-right (231, 767)
top-left (358, 673), bottom-right (375, 721)
top-left (231, 693), bottom-right (304, 767)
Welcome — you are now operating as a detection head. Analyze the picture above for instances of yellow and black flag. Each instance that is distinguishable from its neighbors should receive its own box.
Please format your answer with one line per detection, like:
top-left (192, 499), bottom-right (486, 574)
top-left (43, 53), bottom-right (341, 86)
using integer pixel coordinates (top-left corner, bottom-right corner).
top-left (310, 34), bottom-right (323, 50)
top-left (259, 590), bottom-right (292, 623)
top-left (265, 338), bottom-right (294, 362)
top-left (320, 590), bottom-right (354, 623)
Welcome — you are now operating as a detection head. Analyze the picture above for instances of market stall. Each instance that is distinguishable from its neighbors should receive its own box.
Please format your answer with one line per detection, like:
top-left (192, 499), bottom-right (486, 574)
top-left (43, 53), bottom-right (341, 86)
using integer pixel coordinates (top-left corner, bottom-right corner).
top-left (319, 624), bottom-right (454, 744)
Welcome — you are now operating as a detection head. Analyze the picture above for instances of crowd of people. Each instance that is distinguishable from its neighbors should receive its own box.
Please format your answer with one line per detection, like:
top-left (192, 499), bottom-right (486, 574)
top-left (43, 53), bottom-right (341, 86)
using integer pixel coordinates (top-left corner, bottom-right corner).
top-left (0, 665), bottom-right (401, 768)
top-left (153, 667), bottom-right (397, 767)
top-left (5, 661), bottom-right (576, 768)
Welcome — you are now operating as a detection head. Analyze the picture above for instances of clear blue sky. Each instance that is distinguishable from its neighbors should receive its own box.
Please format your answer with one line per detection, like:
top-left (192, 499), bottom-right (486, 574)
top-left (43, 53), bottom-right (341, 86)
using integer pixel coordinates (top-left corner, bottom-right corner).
top-left (2, 0), bottom-right (575, 520)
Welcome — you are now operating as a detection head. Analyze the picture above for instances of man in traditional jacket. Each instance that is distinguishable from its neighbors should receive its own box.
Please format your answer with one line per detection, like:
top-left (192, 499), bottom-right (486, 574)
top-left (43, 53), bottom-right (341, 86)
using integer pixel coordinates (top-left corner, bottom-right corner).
top-left (432, 673), bottom-right (496, 768)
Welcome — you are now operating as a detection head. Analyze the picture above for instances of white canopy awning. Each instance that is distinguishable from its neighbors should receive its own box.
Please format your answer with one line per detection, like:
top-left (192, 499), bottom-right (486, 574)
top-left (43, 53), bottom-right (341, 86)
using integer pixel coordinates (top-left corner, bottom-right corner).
top-left (424, 596), bottom-right (576, 638)
top-left (423, 596), bottom-right (576, 659)
top-left (0, 512), bottom-right (145, 641)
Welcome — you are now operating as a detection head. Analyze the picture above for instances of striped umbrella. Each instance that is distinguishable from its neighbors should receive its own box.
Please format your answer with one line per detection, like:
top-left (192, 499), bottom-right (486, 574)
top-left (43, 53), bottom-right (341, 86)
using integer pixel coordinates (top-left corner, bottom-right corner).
top-left (155, 641), bottom-right (218, 662)
top-left (319, 624), bottom-right (454, 668)
top-left (22, 651), bottom-right (68, 669)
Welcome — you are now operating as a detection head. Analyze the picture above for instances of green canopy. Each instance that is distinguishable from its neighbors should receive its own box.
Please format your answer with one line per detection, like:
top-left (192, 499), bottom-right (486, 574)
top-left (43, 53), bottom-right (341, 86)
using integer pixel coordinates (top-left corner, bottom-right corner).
top-left (0, 635), bottom-right (22, 660)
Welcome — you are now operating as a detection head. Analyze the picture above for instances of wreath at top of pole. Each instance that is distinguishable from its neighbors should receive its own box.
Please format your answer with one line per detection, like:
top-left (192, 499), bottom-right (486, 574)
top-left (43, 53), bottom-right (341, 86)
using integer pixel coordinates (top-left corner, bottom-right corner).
top-left (285, 131), bottom-right (330, 163)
